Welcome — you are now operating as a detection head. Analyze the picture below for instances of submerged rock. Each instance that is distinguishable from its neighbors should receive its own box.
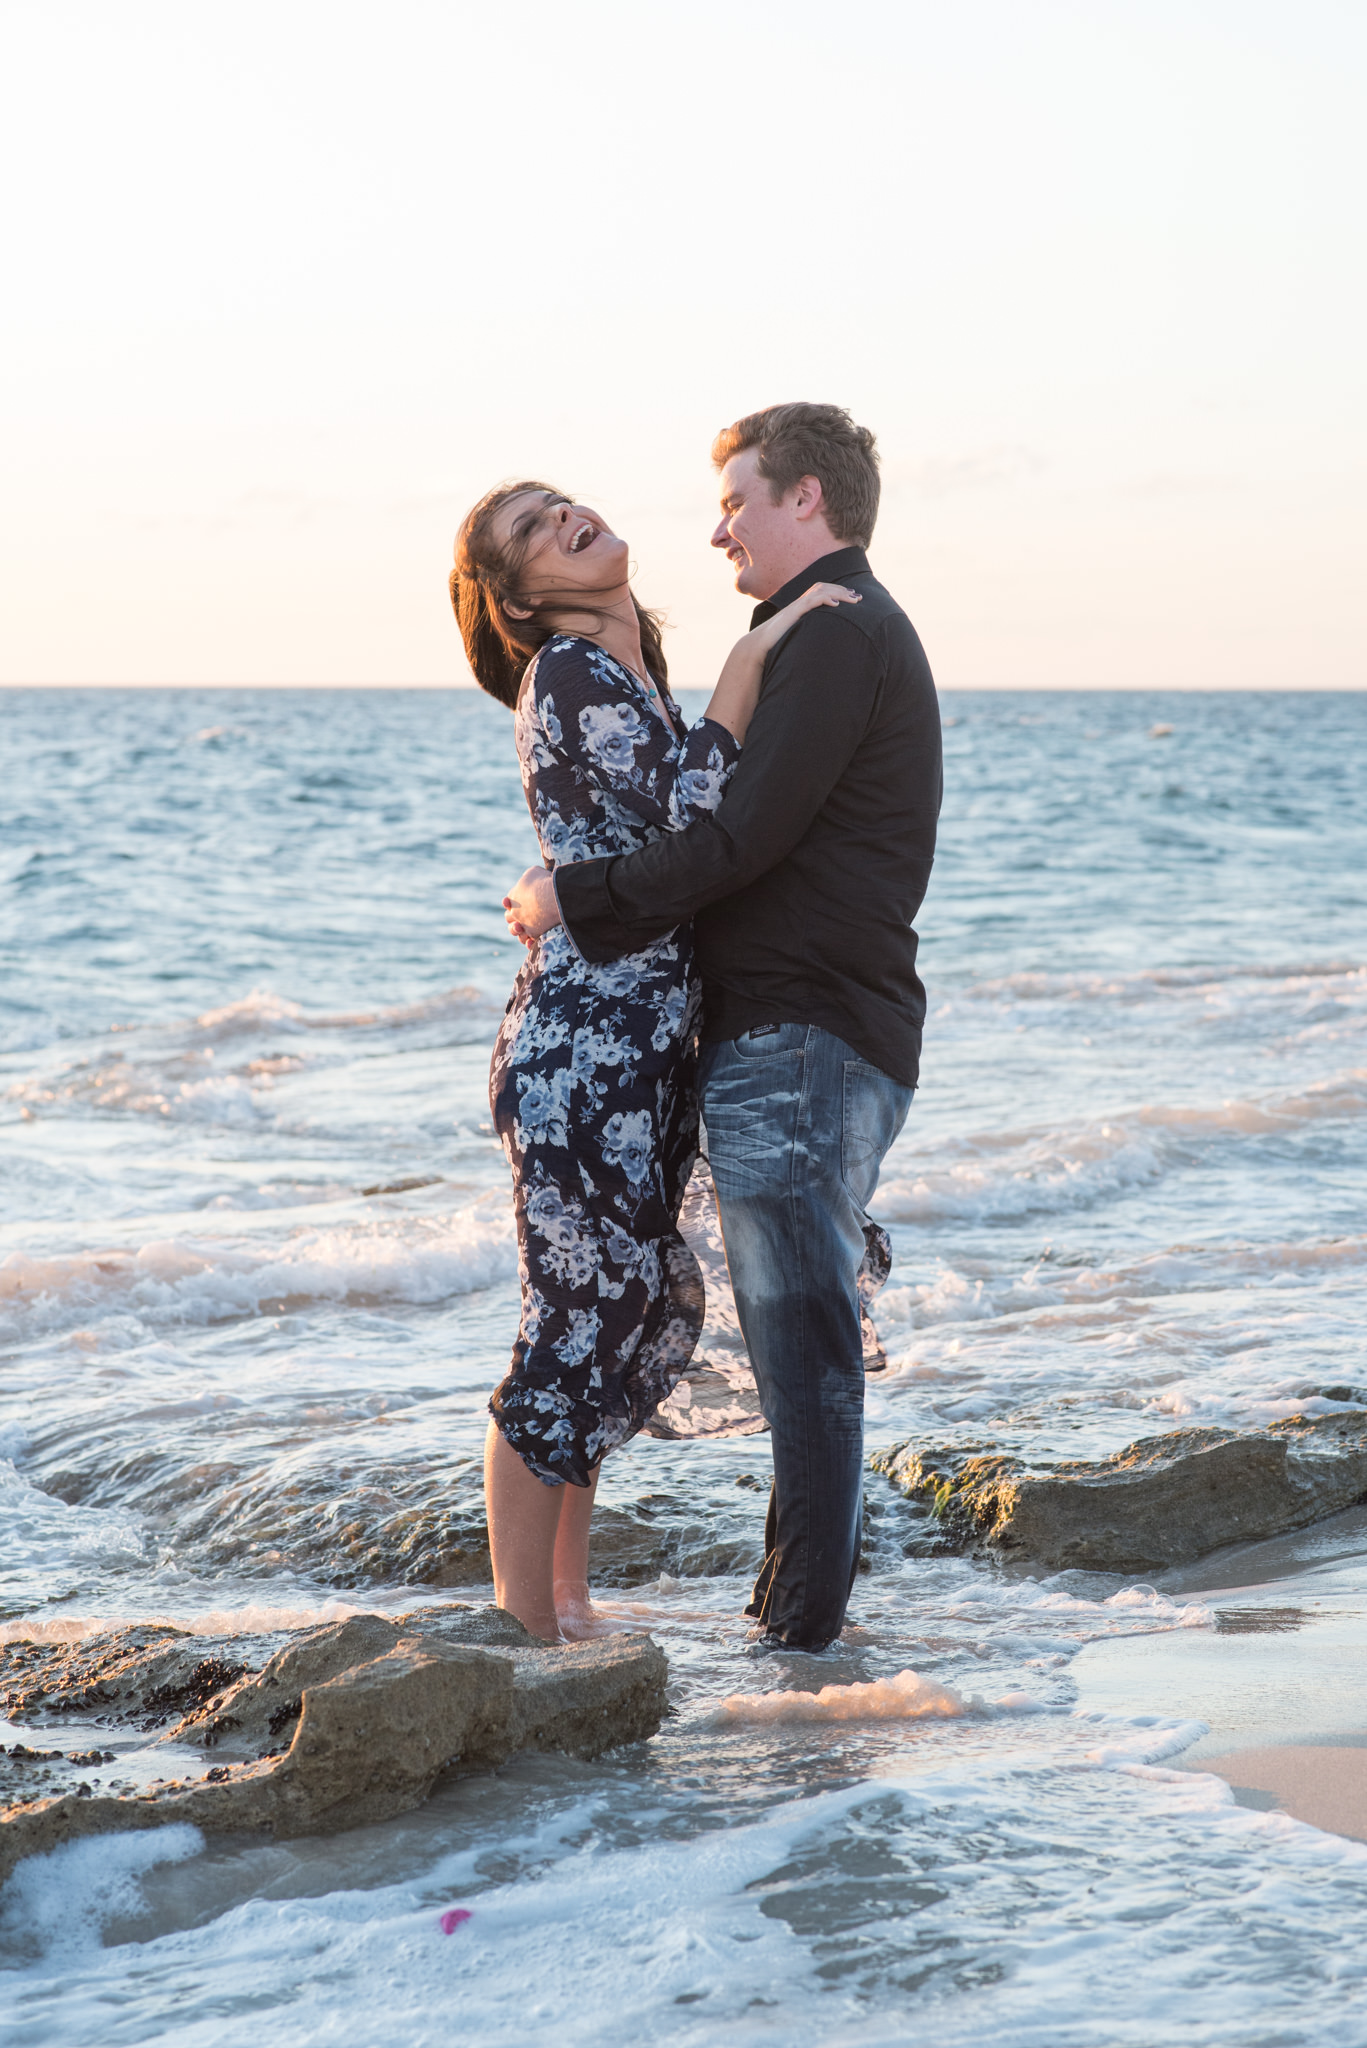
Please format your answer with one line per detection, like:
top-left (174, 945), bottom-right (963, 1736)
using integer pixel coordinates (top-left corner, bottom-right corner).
top-left (24, 1430), bottom-right (763, 1593)
top-left (25, 1441), bottom-right (496, 1591)
top-left (871, 1411), bottom-right (1367, 1573)
top-left (0, 1605), bottom-right (666, 1887)
top-left (588, 1499), bottom-right (758, 1585)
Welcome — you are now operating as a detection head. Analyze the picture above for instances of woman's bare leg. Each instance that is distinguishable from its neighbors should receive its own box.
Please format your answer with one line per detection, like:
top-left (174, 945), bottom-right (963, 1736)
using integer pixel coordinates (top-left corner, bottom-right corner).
top-left (552, 1463), bottom-right (600, 1637)
top-left (554, 1464), bottom-right (629, 1639)
top-left (484, 1420), bottom-right (565, 1640)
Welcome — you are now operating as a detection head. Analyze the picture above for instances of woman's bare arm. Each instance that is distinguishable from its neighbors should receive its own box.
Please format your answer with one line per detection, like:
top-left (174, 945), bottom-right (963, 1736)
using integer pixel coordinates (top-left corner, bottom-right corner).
top-left (702, 581), bottom-right (861, 742)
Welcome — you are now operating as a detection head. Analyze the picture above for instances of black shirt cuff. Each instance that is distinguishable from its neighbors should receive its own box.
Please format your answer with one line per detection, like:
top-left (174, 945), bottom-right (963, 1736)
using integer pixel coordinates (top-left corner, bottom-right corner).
top-left (553, 856), bottom-right (644, 963)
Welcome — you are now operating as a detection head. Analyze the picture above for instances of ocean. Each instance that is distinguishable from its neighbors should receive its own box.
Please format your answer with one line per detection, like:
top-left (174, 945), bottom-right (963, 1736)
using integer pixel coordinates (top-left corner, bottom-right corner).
top-left (2, 684), bottom-right (1367, 2043)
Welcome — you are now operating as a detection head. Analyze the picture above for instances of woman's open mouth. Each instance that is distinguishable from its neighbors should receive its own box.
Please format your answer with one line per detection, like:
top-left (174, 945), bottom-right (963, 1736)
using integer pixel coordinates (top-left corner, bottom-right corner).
top-left (569, 523), bottom-right (597, 554)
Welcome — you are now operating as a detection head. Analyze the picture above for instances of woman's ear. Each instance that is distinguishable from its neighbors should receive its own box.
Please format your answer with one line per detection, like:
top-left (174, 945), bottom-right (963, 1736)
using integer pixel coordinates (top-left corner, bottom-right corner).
top-left (502, 596), bottom-right (534, 621)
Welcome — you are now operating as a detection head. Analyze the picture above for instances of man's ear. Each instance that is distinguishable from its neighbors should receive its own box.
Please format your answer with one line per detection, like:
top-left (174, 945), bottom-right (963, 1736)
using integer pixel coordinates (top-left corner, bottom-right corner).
top-left (791, 475), bottom-right (825, 524)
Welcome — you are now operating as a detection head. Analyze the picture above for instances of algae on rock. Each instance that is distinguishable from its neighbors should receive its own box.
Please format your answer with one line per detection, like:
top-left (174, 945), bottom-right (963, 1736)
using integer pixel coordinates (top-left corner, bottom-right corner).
top-left (871, 1411), bottom-right (1367, 1573)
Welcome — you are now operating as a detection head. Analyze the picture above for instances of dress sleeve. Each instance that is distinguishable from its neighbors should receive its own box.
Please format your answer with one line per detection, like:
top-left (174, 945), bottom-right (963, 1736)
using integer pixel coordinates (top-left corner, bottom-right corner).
top-left (534, 638), bottom-right (739, 835)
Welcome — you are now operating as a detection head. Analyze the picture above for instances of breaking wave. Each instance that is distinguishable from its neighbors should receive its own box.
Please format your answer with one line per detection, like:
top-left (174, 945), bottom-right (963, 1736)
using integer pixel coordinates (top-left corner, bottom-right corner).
top-left (876, 1070), bottom-right (1367, 1226)
top-left (0, 1200), bottom-right (517, 1336)
top-left (3, 984), bottom-right (500, 1126)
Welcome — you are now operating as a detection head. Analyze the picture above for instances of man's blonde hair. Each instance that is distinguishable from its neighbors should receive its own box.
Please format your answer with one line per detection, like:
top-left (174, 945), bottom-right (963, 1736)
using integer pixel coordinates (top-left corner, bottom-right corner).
top-left (712, 402), bottom-right (880, 548)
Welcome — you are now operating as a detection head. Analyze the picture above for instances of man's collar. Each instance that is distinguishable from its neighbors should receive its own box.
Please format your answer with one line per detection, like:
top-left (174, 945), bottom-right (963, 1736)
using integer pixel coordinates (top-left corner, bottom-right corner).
top-left (749, 546), bottom-right (870, 629)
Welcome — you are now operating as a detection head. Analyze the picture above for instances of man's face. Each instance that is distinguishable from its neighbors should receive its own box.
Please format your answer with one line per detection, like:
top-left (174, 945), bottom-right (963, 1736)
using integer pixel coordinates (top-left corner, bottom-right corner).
top-left (710, 449), bottom-right (796, 601)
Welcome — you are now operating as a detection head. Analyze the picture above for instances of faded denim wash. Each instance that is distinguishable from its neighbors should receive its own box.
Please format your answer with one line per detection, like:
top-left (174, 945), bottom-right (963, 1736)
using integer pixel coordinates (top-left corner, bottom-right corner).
top-left (699, 1022), bottom-right (913, 1648)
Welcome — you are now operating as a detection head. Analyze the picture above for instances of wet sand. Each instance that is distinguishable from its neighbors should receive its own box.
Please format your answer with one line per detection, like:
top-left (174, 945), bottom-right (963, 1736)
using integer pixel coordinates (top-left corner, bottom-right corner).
top-left (1186, 1745), bottom-right (1367, 1838)
top-left (1072, 1503), bottom-right (1367, 1841)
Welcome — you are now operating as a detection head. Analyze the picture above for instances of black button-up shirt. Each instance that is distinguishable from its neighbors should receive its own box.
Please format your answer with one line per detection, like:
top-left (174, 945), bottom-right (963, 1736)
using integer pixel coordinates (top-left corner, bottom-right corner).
top-left (553, 546), bottom-right (942, 1088)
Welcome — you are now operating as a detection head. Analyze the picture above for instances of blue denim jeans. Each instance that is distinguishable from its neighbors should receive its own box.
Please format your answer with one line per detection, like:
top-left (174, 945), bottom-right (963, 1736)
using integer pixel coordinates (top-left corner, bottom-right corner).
top-left (698, 1023), bottom-right (913, 1648)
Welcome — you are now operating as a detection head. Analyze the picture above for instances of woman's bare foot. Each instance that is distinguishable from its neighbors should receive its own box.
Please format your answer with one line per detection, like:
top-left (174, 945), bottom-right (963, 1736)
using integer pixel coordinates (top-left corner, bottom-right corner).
top-left (554, 1583), bottom-right (630, 1640)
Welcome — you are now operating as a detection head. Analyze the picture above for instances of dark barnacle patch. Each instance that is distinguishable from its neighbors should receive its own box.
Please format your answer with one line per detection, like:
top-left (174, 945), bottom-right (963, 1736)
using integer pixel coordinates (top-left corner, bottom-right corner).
top-left (267, 1695), bottom-right (303, 1740)
top-left (139, 1657), bottom-right (247, 1730)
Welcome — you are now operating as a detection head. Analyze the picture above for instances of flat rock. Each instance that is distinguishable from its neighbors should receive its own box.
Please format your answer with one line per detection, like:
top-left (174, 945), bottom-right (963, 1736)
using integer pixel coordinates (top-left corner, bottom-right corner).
top-left (871, 1411), bottom-right (1367, 1573)
top-left (508, 1635), bottom-right (671, 1759)
top-left (0, 1606), bottom-right (667, 1887)
top-left (157, 1606), bottom-right (546, 1760)
top-left (0, 1623), bottom-right (272, 1729)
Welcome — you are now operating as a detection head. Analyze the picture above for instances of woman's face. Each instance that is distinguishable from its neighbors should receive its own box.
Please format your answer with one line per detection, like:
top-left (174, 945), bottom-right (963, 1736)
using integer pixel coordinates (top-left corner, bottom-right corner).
top-left (490, 489), bottom-right (629, 606)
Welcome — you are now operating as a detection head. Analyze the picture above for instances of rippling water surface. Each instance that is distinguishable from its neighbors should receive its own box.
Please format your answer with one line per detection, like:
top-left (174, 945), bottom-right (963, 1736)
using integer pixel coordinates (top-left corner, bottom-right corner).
top-left (3, 686), bottom-right (1367, 2043)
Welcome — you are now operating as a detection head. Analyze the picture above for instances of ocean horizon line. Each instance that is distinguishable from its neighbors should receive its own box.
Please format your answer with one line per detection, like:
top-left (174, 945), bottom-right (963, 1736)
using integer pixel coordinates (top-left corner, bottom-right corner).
top-left (3, 680), bottom-right (1365, 695)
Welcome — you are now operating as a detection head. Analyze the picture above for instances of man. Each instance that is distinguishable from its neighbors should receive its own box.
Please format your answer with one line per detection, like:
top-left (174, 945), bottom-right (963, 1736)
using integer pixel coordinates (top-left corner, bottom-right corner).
top-left (504, 402), bottom-right (942, 1650)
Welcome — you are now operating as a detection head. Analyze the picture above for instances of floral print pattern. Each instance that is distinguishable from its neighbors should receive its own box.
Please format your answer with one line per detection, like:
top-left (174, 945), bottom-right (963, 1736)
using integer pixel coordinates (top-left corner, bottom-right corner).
top-left (489, 636), bottom-right (741, 1486)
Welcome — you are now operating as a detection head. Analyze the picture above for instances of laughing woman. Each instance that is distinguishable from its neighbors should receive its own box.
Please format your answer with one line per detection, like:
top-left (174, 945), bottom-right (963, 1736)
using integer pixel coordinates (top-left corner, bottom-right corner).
top-left (451, 481), bottom-right (857, 1640)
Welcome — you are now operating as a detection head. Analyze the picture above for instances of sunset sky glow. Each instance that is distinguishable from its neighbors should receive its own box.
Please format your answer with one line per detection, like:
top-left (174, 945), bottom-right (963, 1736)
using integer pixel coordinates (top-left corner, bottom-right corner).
top-left (2, 0), bottom-right (1363, 688)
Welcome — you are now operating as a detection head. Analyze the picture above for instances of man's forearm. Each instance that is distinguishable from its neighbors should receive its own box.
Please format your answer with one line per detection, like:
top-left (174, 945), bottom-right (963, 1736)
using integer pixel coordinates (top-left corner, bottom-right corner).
top-left (554, 816), bottom-right (746, 963)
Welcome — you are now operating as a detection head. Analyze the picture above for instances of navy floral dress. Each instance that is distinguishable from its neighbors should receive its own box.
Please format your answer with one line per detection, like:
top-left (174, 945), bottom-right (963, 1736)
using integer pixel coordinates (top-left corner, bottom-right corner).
top-left (490, 635), bottom-right (741, 1487)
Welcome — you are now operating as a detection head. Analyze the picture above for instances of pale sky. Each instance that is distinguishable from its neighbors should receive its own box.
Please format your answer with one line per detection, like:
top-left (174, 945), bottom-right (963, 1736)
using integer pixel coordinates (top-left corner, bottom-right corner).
top-left (1, 0), bottom-right (1363, 689)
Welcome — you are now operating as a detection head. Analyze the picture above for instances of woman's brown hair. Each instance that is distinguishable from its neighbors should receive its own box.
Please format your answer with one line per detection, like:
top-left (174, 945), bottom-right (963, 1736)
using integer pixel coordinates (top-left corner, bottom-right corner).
top-left (450, 480), bottom-right (668, 709)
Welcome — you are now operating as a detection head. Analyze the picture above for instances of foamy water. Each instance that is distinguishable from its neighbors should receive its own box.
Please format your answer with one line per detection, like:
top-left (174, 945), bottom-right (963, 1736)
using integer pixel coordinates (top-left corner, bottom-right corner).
top-left (3, 686), bottom-right (1367, 2043)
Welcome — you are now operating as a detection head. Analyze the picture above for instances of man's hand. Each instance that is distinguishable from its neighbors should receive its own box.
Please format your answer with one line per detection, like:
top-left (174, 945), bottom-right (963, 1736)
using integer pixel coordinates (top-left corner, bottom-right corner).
top-left (503, 865), bottom-right (561, 946)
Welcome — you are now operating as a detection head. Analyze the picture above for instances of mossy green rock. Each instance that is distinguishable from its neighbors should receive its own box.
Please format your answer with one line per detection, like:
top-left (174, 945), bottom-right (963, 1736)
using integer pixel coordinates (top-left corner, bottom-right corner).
top-left (871, 1411), bottom-right (1367, 1572)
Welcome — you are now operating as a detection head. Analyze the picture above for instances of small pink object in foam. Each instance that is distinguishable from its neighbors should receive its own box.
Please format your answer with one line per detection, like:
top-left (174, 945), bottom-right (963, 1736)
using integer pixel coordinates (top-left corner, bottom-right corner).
top-left (439, 1908), bottom-right (473, 1935)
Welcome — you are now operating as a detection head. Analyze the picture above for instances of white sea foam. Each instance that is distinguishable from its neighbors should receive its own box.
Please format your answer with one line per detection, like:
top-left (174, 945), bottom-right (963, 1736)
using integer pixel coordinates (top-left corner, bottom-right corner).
top-left (711, 1668), bottom-right (971, 1726)
top-left (193, 983), bottom-right (495, 1041)
top-left (8, 1050), bottom-right (273, 1125)
top-left (0, 1200), bottom-right (516, 1336)
top-left (708, 1668), bottom-right (1052, 1725)
top-left (0, 1601), bottom-right (372, 1648)
top-left (0, 1824), bottom-right (204, 1964)
top-left (861, 1221), bottom-right (1367, 1449)
top-left (1076, 1711), bottom-right (1210, 1768)
top-left (6, 1719), bottom-right (1366, 2045)
top-left (926, 1576), bottom-right (1213, 1641)
top-left (0, 1459), bottom-right (147, 1581)
top-left (875, 1231), bottom-right (1367, 1337)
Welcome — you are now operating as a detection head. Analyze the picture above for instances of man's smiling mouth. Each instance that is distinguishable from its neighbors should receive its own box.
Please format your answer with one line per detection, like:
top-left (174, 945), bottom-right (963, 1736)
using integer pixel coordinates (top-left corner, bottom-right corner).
top-left (570, 523), bottom-right (596, 554)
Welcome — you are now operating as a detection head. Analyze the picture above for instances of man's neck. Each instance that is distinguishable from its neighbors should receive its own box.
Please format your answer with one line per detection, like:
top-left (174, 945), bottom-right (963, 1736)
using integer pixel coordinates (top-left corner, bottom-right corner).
top-left (751, 529), bottom-right (848, 604)
top-left (752, 542), bottom-right (867, 618)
